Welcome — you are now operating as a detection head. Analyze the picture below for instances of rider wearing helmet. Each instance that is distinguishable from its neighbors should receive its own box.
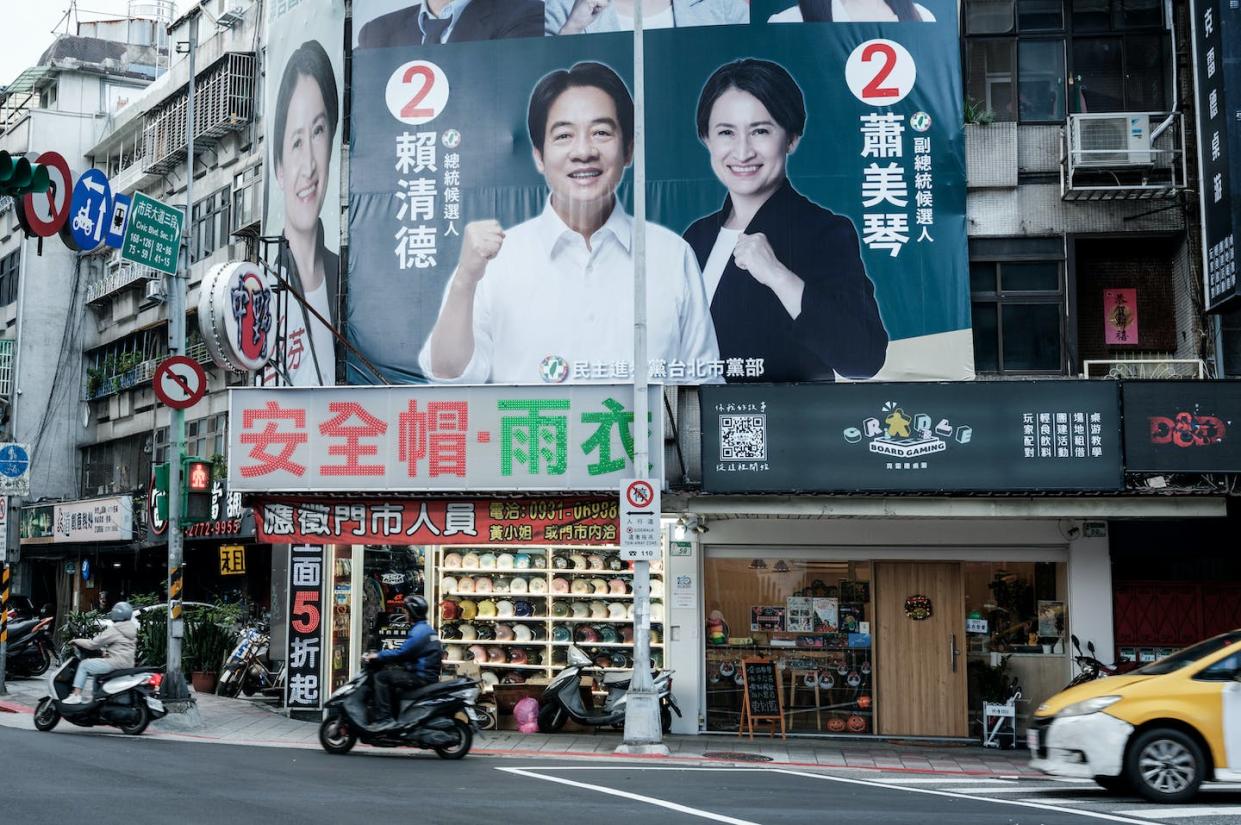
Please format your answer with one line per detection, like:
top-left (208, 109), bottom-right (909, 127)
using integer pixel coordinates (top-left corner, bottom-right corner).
top-left (363, 595), bottom-right (442, 728)
top-left (63, 601), bottom-right (138, 704)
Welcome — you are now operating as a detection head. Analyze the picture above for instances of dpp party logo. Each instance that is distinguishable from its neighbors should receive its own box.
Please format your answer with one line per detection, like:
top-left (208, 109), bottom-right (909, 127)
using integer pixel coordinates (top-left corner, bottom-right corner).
top-left (842, 401), bottom-right (972, 470)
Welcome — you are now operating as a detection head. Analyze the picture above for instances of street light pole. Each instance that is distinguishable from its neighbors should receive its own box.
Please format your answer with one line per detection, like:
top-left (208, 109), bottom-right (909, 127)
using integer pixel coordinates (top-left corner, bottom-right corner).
top-left (163, 10), bottom-right (198, 705)
top-left (618, 1), bottom-right (667, 755)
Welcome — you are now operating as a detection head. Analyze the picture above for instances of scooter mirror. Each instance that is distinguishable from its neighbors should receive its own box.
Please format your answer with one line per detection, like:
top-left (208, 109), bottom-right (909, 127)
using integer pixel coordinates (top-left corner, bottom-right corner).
top-left (1071, 634), bottom-right (1081, 652)
top-left (1087, 641), bottom-right (1096, 655)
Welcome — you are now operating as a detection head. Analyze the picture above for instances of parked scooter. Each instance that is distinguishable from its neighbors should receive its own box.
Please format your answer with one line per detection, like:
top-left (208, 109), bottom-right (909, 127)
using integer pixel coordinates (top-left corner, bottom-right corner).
top-left (1066, 634), bottom-right (1119, 688)
top-left (537, 644), bottom-right (679, 733)
top-left (32, 646), bottom-right (166, 735)
top-left (4, 611), bottom-right (56, 677)
top-left (217, 623), bottom-right (284, 698)
top-left (318, 660), bottom-right (483, 759)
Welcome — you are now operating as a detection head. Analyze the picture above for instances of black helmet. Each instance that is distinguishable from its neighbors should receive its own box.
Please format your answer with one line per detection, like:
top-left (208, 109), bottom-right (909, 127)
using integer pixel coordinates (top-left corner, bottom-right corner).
top-left (406, 595), bottom-right (429, 622)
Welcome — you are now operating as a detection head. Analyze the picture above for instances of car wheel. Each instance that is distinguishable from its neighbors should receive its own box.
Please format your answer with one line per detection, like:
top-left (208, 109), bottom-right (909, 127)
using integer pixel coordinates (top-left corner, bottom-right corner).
top-left (1093, 774), bottom-right (1130, 794)
top-left (1125, 728), bottom-right (1204, 804)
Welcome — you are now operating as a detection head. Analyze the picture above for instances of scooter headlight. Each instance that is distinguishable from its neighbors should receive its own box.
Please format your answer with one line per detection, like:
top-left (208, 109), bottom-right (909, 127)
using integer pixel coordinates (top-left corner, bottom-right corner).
top-left (1057, 695), bottom-right (1121, 717)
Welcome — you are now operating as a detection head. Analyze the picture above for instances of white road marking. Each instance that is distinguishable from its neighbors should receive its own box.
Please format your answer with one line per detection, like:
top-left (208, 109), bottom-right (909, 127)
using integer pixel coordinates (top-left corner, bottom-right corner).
top-left (874, 776), bottom-right (1016, 785)
top-left (1113, 807), bottom-right (1241, 819)
top-left (946, 784), bottom-right (1100, 794)
top-left (497, 767), bottom-right (763, 825)
top-left (1019, 798), bottom-right (1089, 805)
top-left (771, 768), bottom-right (1156, 824)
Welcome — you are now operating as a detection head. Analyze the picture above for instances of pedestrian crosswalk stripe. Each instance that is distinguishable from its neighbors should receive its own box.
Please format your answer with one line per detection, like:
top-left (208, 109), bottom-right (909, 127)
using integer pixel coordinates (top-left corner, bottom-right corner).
top-left (1113, 807), bottom-right (1241, 819)
top-left (876, 777), bottom-right (1016, 785)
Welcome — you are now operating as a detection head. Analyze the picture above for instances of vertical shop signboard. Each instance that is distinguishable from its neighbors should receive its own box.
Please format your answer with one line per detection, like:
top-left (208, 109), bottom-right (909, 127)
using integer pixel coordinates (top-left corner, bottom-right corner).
top-left (1191, 0), bottom-right (1241, 310)
top-left (286, 544), bottom-right (325, 710)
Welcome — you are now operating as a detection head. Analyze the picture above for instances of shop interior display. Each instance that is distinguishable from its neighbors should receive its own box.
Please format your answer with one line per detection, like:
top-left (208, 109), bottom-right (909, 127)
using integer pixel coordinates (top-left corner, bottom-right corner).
top-left (430, 546), bottom-right (666, 691)
top-left (704, 562), bottom-right (875, 735)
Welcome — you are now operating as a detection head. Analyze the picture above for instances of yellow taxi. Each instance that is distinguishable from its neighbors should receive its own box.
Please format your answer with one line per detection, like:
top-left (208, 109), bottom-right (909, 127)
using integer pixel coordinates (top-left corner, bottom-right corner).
top-left (1029, 630), bottom-right (1241, 803)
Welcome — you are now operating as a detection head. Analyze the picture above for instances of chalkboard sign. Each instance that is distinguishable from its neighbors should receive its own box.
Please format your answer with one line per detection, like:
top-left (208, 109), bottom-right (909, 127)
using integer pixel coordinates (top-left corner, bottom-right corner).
top-left (739, 657), bottom-right (786, 739)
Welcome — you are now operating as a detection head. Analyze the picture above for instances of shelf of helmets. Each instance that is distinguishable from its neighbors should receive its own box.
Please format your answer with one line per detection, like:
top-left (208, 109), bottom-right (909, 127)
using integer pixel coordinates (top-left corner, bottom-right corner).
top-left (430, 545), bottom-right (667, 691)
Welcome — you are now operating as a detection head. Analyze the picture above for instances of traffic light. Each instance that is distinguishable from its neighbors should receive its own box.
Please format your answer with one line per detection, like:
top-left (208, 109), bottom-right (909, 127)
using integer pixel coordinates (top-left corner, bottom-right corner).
top-left (181, 456), bottom-right (212, 525)
top-left (0, 150), bottom-right (51, 197)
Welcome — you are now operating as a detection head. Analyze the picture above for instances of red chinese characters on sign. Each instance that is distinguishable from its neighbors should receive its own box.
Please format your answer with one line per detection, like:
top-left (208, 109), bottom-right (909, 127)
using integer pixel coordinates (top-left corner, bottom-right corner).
top-left (398, 400), bottom-right (468, 477)
top-left (1149, 412), bottom-right (1227, 448)
top-left (254, 498), bottom-right (620, 546)
top-left (240, 401), bottom-right (308, 478)
top-left (320, 401), bottom-right (388, 476)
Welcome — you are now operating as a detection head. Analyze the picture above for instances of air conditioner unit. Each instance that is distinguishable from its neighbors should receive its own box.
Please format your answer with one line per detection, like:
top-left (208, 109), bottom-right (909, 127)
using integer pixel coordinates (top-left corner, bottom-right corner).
top-left (143, 278), bottom-right (166, 304)
top-left (1072, 114), bottom-right (1152, 167)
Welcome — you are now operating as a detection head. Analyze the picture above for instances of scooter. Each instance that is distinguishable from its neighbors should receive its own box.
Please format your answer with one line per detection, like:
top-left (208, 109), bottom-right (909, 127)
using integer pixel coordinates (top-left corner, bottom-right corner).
top-left (537, 644), bottom-right (679, 733)
top-left (4, 613), bottom-right (55, 677)
top-left (32, 646), bottom-right (166, 736)
top-left (318, 661), bottom-right (483, 759)
top-left (1066, 634), bottom-right (1119, 688)
top-left (217, 623), bottom-right (283, 698)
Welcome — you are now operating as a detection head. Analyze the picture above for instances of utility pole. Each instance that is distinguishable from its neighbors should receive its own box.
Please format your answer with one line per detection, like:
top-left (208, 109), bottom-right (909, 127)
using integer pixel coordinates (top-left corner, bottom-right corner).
top-left (163, 10), bottom-right (198, 706)
top-left (618, 1), bottom-right (666, 755)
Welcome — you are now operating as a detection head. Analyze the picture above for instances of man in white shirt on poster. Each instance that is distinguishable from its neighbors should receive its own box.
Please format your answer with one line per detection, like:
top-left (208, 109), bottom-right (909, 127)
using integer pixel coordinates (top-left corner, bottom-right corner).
top-left (419, 61), bottom-right (720, 385)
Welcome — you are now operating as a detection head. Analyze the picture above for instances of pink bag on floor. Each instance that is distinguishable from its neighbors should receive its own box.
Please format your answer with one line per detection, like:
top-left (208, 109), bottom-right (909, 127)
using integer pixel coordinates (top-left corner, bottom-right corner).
top-left (514, 697), bottom-right (540, 733)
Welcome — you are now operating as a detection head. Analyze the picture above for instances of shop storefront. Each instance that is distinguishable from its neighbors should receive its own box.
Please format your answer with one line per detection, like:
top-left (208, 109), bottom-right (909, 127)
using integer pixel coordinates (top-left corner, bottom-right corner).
top-left (18, 496), bottom-right (144, 622)
top-left (665, 380), bottom-right (1225, 740)
top-left (693, 538), bottom-right (1081, 738)
top-left (230, 383), bottom-right (665, 713)
top-left (1109, 382), bottom-right (1241, 666)
top-left (254, 497), bottom-right (662, 706)
top-left (147, 478), bottom-right (271, 618)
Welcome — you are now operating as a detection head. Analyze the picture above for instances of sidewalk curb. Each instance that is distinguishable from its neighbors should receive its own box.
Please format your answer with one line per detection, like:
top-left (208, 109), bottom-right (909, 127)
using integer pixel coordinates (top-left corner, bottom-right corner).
top-left (0, 699), bottom-right (35, 714)
top-left (131, 727), bottom-right (1039, 777)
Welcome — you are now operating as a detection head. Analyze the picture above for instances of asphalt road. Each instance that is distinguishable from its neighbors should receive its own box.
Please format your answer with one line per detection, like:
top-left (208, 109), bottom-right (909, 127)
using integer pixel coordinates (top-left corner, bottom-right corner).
top-left (7, 723), bottom-right (1234, 825)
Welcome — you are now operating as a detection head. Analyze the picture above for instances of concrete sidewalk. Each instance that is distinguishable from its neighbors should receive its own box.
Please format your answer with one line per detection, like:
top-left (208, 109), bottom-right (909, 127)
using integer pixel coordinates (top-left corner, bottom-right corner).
top-left (0, 676), bottom-right (1036, 776)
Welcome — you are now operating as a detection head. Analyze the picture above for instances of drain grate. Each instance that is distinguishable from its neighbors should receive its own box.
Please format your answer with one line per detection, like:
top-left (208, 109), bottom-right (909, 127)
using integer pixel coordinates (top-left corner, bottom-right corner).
top-left (701, 751), bottom-right (774, 762)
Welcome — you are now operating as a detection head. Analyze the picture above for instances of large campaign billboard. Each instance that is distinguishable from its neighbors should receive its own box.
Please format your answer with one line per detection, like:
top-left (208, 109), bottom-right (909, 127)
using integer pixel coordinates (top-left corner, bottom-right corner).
top-left (348, 0), bottom-right (972, 386)
top-left (263, 0), bottom-right (345, 386)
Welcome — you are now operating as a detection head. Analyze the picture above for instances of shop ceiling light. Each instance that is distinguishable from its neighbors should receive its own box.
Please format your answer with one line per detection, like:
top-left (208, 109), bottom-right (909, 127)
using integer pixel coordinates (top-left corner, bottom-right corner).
top-left (748, 558), bottom-right (767, 570)
top-left (773, 560), bottom-right (790, 573)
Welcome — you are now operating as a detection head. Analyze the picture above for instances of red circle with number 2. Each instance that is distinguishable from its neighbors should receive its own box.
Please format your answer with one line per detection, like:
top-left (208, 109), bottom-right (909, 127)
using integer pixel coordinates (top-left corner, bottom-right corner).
top-left (845, 39), bottom-right (916, 106)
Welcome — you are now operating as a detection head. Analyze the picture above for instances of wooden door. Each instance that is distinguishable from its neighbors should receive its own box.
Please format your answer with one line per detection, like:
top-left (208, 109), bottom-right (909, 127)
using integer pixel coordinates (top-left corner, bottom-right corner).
top-left (875, 562), bottom-right (967, 737)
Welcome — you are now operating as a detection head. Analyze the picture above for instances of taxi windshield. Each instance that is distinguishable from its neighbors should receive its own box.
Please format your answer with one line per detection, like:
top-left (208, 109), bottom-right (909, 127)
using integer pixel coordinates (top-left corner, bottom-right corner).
top-left (1133, 630), bottom-right (1241, 675)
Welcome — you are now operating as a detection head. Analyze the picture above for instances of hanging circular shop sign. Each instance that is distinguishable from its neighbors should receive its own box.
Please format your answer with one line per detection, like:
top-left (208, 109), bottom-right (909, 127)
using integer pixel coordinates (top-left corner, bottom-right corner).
top-left (197, 261), bottom-right (276, 372)
top-left (16, 151), bottom-right (73, 239)
top-left (904, 594), bottom-right (933, 621)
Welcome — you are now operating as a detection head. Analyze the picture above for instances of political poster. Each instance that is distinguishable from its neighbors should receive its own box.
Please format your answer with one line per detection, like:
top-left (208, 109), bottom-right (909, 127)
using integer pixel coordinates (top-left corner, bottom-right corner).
top-left (347, 0), bottom-right (972, 386)
top-left (263, 0), bottom-right (345, 386)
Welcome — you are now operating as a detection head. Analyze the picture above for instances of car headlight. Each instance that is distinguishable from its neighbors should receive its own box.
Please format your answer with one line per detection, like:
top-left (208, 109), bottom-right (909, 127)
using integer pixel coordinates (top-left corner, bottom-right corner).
top-left (1057, 695), bottom-right (1122, 717)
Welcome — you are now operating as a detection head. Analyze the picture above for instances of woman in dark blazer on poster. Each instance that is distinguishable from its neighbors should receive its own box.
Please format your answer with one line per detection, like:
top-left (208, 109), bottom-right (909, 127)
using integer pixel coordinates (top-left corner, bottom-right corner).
top-left (683, 59), bottom-right (888, 383)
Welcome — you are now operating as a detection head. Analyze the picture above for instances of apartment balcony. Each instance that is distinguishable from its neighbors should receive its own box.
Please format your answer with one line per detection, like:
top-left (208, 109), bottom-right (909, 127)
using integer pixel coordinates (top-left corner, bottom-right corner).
top-left (1061, 112), bottom-right (1186, 202)
top-left (1082, 358), bottom-right (1207, 379)
top-left (85, 257), bottom-right (159, 306)
top-left (142, 52), bottom-right (257, 176)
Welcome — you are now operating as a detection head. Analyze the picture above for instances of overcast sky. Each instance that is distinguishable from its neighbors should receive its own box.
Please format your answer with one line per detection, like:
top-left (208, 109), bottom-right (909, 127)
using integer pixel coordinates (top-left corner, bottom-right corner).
top-left (1, 2), bottom-right (188, 87)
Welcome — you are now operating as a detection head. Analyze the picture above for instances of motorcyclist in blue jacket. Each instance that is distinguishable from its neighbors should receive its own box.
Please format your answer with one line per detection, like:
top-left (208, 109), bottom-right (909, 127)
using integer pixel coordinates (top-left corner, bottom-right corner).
top-left (363, 595), bottom-right (442, 728)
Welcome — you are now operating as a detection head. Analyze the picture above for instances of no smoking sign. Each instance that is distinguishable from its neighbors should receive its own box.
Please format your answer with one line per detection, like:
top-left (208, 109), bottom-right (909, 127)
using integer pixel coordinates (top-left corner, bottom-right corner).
top-left (620, 477), bottom-right (660, 561)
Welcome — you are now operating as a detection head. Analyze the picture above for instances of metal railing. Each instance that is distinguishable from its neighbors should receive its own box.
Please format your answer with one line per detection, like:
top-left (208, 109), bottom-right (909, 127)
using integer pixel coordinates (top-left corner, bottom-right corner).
top-left (1061, 112), bottom-right (1187, 201)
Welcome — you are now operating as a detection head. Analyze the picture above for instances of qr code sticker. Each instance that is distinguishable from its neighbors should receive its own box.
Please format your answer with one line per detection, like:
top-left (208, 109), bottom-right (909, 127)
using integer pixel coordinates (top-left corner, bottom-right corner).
top-left (720, 414), bottom-right (767, 461)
